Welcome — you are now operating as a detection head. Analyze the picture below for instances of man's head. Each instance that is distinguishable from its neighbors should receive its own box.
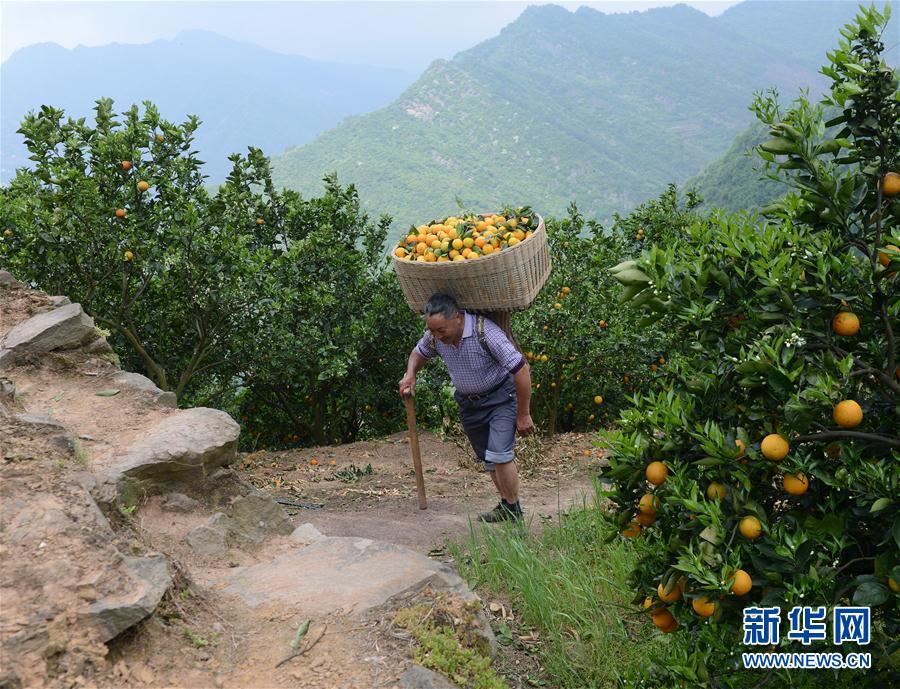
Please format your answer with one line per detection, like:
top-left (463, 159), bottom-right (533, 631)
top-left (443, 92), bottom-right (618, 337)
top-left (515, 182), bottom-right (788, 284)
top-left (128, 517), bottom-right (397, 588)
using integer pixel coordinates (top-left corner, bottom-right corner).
top-left (424, 293), bottom-right (465, 345)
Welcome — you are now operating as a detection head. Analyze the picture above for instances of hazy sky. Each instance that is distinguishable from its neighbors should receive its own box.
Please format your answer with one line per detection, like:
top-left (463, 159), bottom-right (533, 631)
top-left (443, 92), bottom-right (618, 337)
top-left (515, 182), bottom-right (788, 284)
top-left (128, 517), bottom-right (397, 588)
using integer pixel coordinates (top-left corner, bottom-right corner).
top-left (1, 1), bottom-right (742, 69)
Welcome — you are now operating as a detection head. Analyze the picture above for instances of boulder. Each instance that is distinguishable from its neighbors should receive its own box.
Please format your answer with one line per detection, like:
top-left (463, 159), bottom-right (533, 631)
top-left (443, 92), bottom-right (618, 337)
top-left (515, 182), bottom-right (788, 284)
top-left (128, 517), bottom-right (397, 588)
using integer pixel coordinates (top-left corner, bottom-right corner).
top-left (186, 513), bottom-right (230, 557)
top-left (0, 303), bottom-right (98, 369)
top-left (400, 666), bottom-right (460, 689)
top-left (106, 371), bottom-right (177, 408)
top-left (0, 271), bottom-right (21, 288)
top-left (161, 493), bottom-right (200, 513)
top-left (225, 492), bottom-right (293, 545)
top-left (86, 554), bottom-right (171, 641)
top-left (290, 523), bottom-right (325, 543)
top-left (103, 408), bottom-right (240, 499)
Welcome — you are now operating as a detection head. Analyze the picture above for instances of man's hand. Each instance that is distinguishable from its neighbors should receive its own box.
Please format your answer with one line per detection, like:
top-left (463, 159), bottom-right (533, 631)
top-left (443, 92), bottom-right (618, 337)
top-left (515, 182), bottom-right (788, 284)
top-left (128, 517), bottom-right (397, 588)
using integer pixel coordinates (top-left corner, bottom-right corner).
top-left (516, 413), bottom-right (535, 437)
top-left (398, 374), bottom-right (416, 398)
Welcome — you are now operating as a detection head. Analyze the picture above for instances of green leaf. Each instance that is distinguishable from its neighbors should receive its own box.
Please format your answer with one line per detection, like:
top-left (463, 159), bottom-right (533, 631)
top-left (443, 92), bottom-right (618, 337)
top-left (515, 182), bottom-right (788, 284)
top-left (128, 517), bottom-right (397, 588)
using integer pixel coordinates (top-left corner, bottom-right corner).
top-left (95, 389), bottom-right (120, 397)
top-left (870, 498), bottom-right (892, 512)
top-left (852, 582), bottom-right (889, 607)
top-left (291, 619), bottom-right (310, 651)
top-left (759, 138), bottom-right (797, 155)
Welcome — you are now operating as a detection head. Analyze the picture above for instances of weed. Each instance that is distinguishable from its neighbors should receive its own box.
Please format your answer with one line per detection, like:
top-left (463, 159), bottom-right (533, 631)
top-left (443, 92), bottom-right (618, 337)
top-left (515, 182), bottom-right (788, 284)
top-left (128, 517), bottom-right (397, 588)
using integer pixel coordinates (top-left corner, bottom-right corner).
top-left (183, 628), bottom-right (209, 648)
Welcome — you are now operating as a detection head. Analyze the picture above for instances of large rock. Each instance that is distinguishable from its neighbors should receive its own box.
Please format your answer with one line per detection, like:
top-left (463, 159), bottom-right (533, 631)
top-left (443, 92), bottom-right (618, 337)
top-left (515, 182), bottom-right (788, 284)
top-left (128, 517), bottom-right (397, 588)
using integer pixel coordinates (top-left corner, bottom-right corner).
top-left (0, 303), bottom-right (98, 368)
top-left (102, 408), bottom-right (240, 500)
top-left (186, 513), bottom-right (230, 557)
top-left (86, 554), bottom-right (171, 641)
top-left (225, 492), bottom-right (293, 544)
top-left (0, 271), bottom-right (21, 287)
top-left (400, 666), bottom-right (460, 689)
top-left (105, 371), bottom-right (177, 408)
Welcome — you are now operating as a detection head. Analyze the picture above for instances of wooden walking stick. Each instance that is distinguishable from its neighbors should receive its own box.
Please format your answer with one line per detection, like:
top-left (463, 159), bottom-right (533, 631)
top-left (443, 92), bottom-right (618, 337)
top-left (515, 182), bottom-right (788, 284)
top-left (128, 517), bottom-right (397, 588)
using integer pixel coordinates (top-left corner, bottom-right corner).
top-left (403, 393), bottom-right (427, 510)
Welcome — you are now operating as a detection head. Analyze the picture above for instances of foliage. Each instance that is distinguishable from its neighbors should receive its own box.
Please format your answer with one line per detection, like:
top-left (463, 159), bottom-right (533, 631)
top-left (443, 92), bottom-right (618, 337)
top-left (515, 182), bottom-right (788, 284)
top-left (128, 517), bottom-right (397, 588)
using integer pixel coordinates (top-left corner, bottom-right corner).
top-left (602, 6), bottom-right (899, 686)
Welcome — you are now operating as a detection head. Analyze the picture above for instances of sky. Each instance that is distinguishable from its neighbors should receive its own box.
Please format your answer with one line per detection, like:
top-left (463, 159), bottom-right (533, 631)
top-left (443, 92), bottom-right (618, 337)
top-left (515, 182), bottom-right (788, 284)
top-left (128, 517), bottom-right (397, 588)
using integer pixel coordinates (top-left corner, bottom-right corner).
top-left (1, 0), bottom-right (742, 70)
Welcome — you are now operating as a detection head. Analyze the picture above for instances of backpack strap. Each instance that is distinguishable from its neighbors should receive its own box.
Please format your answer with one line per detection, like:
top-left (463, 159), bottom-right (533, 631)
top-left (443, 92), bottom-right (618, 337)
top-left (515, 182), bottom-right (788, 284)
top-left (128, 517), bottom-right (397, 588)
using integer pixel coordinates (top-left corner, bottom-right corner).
top-left (476, 315), bottom-right (498, 363)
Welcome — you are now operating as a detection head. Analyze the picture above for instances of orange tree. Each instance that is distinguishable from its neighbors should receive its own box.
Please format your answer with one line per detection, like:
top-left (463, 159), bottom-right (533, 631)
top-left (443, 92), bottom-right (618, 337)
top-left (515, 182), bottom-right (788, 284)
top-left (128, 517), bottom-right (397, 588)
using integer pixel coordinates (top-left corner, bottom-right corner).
top-left (603, 6), bottom-right (898, 687)
top-left (513, 191), bottom-right (697, 435)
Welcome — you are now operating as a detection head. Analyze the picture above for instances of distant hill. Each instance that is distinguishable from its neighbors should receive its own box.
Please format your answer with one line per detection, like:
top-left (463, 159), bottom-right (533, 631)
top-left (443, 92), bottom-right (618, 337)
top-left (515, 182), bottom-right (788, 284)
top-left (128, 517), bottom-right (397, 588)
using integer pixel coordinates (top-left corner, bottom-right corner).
top-left (686, 121), bottom-right (784, 212)
top-left (1, 30), bottom-right (414, 183)
top-left (271, 1), bottom-right (892, 232)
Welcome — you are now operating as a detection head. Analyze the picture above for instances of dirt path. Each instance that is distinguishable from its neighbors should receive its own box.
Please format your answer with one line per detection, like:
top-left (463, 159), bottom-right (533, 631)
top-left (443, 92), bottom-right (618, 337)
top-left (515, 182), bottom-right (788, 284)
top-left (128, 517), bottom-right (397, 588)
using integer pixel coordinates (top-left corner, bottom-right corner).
top-left (238, 430), bottom-right (604, 552)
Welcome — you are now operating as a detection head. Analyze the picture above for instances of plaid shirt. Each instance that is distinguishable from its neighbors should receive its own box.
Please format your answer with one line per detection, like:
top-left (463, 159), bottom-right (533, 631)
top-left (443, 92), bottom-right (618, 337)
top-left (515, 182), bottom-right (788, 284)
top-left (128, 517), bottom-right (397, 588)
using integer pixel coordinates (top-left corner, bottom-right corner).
top-left (416, 312), bottom-right (525, 395)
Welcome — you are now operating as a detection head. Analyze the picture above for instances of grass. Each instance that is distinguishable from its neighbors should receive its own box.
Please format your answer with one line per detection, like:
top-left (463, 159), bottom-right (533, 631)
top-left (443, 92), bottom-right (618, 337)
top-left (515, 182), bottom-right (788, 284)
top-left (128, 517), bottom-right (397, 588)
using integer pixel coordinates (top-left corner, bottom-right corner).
top-left (448, 482), bottom-right (670, 688)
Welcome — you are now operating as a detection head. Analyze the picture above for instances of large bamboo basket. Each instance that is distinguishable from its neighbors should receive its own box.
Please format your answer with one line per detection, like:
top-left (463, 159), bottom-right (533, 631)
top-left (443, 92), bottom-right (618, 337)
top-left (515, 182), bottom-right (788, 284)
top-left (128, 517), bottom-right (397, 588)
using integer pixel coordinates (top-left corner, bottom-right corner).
top-left (392, 214), bottom-right (551, 315)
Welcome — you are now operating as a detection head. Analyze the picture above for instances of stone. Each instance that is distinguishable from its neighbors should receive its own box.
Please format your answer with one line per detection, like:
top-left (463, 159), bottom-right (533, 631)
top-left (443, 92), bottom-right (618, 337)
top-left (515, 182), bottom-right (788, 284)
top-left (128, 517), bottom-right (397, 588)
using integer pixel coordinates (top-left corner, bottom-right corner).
top-left (103, 408), bottom-right (240, 497)
top-left (0, 271), bottom-right (21, 288)
top-left (186, 514), bottom-right (230, 557)
top-left (14, 413), bottom-right (66, 431)
top-left (86, 554), bottom-right (171, 641)
top-left (82, 335), bottom-right (114, 355)
top-left (105, 371), bottom-right (177, 408)
top-left (400, 666), bottom-right (460, 689)
top-left (290, 523), bottom-right (325, 543)
top-left (225, 492), bottom-right (293, 545)
top-left (0, 378), bottom-right (15, 404)
top-left (0, 303), bottom-right (98, 369)
top-left (47, 296), bottom-right (71, 308)
top-left (161, 493), bottom-right (200, 513)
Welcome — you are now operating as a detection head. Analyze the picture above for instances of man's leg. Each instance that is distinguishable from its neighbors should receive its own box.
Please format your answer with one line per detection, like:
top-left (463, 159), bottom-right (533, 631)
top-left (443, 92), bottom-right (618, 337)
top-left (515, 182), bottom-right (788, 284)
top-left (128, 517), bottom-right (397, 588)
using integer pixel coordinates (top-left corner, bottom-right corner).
top-left (493, 460), bottom-right (519, 504)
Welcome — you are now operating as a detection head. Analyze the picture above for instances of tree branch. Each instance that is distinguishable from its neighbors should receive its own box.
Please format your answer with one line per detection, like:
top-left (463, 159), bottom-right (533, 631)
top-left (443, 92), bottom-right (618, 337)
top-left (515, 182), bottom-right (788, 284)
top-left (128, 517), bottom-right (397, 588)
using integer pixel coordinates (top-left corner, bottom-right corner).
top-left (795, 430), bottom-right (900, 448)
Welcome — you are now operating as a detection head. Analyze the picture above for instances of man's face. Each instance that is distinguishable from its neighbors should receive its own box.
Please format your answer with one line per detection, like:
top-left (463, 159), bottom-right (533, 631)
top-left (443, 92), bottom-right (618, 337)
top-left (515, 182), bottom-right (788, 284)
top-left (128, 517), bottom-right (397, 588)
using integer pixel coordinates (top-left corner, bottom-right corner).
top-left (426, 312), bottom-right (464, 345)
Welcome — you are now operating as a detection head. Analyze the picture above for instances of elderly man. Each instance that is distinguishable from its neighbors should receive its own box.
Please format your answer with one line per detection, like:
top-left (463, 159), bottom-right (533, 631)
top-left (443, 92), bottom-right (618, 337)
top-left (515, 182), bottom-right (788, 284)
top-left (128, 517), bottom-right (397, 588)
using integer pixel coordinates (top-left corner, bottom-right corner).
top-left (399, 293), bottom-right (535, 523)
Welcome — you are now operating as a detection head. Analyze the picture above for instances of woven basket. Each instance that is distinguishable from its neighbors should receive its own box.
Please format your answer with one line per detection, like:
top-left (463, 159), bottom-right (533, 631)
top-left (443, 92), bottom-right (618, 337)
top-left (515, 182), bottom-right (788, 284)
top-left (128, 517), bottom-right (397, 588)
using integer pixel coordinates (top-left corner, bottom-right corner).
top-left (392, 214), bottom-right (551, 314)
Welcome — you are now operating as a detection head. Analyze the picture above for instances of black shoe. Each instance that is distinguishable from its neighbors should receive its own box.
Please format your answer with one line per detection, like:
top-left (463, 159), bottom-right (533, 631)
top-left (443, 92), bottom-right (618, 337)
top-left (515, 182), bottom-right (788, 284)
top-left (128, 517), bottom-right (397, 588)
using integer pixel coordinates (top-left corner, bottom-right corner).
top-left (478, 501), bottom-right (523, 523)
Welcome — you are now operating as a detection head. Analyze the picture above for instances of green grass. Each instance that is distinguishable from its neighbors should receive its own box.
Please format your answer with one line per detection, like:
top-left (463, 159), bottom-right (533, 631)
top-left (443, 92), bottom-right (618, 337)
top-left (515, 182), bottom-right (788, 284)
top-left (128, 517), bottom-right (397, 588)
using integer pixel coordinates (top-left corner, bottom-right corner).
top-left (449, 483), bottom-right (670, 688)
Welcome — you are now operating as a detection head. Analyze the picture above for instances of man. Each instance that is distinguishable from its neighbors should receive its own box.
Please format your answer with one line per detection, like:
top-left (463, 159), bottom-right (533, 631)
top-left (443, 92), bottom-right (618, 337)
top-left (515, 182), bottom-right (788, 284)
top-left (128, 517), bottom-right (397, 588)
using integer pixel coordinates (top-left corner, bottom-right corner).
top-left (398, 293), bottom-right (535, 523)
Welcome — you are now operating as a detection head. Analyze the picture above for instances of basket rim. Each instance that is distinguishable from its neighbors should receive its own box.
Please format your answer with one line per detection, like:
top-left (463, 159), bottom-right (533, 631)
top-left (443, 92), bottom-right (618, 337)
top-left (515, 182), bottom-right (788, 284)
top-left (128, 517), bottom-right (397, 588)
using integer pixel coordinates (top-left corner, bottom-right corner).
top-left (391, 213), bottom-right (545, 270)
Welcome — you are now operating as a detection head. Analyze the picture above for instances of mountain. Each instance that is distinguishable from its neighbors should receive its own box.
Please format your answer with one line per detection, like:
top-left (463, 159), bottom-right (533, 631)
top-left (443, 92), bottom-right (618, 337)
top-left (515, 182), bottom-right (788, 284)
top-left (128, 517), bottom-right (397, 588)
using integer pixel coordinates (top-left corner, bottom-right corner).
top-left (1, 30), bottom-right (415, 183)
top-left (271, 1), bottom-right (890, 231)
top-left (686, 121), bottom-right (784, 212)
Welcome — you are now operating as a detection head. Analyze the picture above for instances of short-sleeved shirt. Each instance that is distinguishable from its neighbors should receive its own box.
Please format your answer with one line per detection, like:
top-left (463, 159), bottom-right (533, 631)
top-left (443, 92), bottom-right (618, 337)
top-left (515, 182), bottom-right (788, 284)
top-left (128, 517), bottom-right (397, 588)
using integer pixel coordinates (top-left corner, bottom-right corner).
top-left (416, 311), bottom-right (525, 395)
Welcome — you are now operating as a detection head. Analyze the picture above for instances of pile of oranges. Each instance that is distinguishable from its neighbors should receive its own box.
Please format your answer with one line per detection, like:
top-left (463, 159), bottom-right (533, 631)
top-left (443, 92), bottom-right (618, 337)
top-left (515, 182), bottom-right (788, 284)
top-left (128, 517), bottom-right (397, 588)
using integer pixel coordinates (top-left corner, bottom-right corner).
top-left (393, 206), bottom-right (535, 262)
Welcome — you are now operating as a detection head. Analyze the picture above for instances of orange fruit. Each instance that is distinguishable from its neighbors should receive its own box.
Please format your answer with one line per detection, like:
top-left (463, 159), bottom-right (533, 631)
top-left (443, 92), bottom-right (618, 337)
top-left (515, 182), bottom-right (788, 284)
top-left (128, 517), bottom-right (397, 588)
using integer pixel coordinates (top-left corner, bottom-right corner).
top-left (638, 494), bottom-right (660, 515)
top-left (783, 472), bottom-right (809, 495)
top-left (635, 512), bottom-right (656, 526)
top-left (256, 217), bottom-right (264, 225)
top-left (330, 460), bottom-right (337, 466)
top-left (729, 569), bottom-right (752, 596)
top-left (739, 515), bottom-right (762, 539)
top-left (761, 433), bottom-right (789, 461)
top-left (646, 461), bottom-right (668, 485)
top-left (137, 180), bottom-right (149, 192)
top-left (115, 208), bottom-right (126, 218)
top-left (832, 312), bottom-right (860, 336)
top-left (660, 618), bottom-right (678, 633)
top-left (878, 245), bottom-right (899, 267)
top-left (156, 134), bottom-right (165, 143)
top-left (121, 160), bottom-right (132, 171)
top-left (482, 244), bottom-right (495, 255)
top-left (642, 597), bottom-right (653, 609)
top-left (706, 482), bottom-right (727, 501)
top-left (833, 400), bottom-right (862, 428)
top-left (658, 581), bottom-right (682, 603)
top-left (691, 596), bottom-right (716, 617)
top-left (880, 171), bottom-right (900, 197)
top-left (124, 250), bottom-right (134, 261)
top-left (594, 395), bottom-right (603, 405)
top-left (561, 286), bottom-right (571, 295)
top-left (622, 521), bottom-right (641, 538)
top-left (310, 458), bottom-right (318, 466)
top-left (889, 577), bottom-right (900, 593)
top-left (599, 320), bottom-right (607, 328)
top-left (3, 229), bottom-right (12, 237)
top-left (651, 607), bottom-right (675, 630)
top-left (394, 247), bottom-right (407, 258)
top-left (540, 354), bottom-right (548, 362)
top-left (735, 438), bottom-right (746, 457)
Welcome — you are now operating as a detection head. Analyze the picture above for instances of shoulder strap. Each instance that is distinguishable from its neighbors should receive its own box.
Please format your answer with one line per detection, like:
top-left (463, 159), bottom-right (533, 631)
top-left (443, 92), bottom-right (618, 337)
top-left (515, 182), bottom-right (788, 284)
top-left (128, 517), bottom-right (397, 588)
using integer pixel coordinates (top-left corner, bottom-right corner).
top-left (476, 315), bottom-right (498, 363)
top-left (427, 330), bottom-right (437, 353)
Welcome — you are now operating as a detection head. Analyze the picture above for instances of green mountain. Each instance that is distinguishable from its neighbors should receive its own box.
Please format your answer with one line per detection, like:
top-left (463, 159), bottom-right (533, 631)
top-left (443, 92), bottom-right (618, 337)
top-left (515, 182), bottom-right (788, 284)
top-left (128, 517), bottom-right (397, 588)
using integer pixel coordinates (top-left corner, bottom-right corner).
top-left (686, 121), bottom-right (784, 213)
top-left (271, 1), bottom-right (878, 232)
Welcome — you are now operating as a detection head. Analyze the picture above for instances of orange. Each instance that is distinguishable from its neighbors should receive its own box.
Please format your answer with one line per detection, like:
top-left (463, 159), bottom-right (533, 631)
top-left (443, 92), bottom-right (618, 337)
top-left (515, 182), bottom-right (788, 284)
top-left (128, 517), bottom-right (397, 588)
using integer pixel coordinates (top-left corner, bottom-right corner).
top-left (562, 286), bottom-right (571, 295)
top-left (540, 354), bottom-right (548, 362)
top-left (881, 171), bottom-right (900, 197)
top-left (735, 438), bottom-right (746, 458)
top-left (651, 607), bottom-right (675, 631)
top-left (691, 596), bottom-right (716, 617)
top-left (833, 400), bottom-right (862, 428)
top-left (594, 395), bottom-right (603, 404)
top-left (393, 247), bottom-right (406, 258)
top-left (137, 180), bottom-right (149, 192)
top-left (3, 229), bottom-right (12, 237)
top-left (660, 618), bottom-right (678, 633)
top-left (832, 312), bottom-right (860, 336)
top-left (729, 569), bottom-right (752, 596)
top-left (156, 133), bottom-right (165, 143)
top-left (416, 242), bottom-right (427, 255)
top-left (739, 515), bottom-right (762, 540)
top-left (646, 461), bottom-right (668, 485)
top-left (783, 472), bottom-right (809, 495)
top-left (878, 245), bottom-right (899, 267)
top-left (635, 512), bottom-right (656, 526)
top-left (638, 494), bottom-right (660, 515)
top-left (706, 482), bottom-right (727, 501)
top-left (622, 521), bottom-right (641, 538)
top-left (761, 433), bottom-right (789, 461)
top-left (658, 581), bottom-right (682, 603)
top-left (482, 244), bottom-right (494, 255)
top-left (452, 238), bottom-right (463, 250)
top-left (642, 597), bottom-right (653, 609)
top-left (475, 237), bottom-right (486, 248)
top-left (115, 208), bottom-right (126, 218)
top-left (121, 160), bottom-right (132, 171)
top-left (310, 458), bottom-right (318, 466)
top-left (554, 302), bottom-right (562, 308)
top-left (889, 577), bottom-right (900, 593)
top-left (256, 217), bottom-right (264, 225)
top-left (330, 460), bottom-right (337, 466)
top-left (599, 320), bottom-right (608, 328)
top-left (508, 237), bottom-right (520, 247)
top-left (124, 250), bottom-right (134, 261)
top-left (430, 240), bottom-right (442, 250)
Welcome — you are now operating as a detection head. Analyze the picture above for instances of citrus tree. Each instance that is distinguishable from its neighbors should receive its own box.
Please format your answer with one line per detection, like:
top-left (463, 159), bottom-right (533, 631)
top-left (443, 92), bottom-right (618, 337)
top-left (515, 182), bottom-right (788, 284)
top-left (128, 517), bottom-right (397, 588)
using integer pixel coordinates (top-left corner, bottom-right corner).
top-left (602, 6), bottom-right (899, 687)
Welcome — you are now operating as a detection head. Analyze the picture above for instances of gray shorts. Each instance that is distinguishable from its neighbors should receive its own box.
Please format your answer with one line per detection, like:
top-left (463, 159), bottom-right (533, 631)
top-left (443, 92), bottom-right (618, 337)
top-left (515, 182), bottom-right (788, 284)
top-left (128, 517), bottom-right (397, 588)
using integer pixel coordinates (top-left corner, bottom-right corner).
top-left (454, 375), bottom-right (517, 472)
